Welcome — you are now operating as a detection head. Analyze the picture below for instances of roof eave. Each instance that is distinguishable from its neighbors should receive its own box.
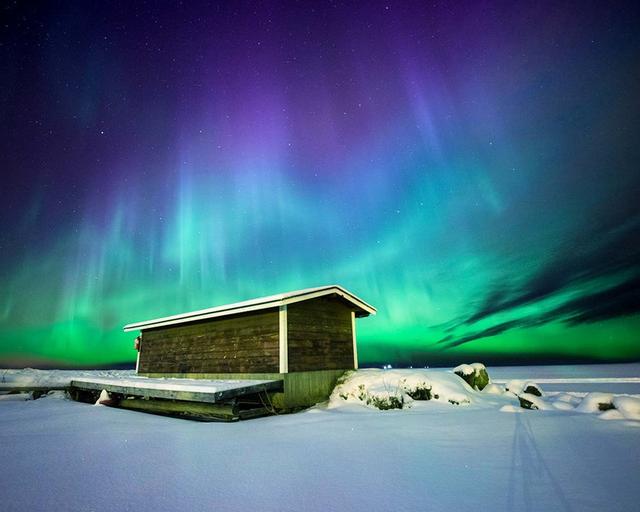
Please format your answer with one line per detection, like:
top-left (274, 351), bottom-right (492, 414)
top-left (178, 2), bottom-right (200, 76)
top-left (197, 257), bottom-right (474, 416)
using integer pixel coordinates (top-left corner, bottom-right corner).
top-left (123, 285), bottom-right (376, 332)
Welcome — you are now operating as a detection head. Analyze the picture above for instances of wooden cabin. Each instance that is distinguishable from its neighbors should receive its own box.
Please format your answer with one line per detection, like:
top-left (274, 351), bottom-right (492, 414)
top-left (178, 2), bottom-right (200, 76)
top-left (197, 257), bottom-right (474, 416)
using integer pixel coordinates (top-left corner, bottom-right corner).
top-left (123, 285), bottom-right (376, 409)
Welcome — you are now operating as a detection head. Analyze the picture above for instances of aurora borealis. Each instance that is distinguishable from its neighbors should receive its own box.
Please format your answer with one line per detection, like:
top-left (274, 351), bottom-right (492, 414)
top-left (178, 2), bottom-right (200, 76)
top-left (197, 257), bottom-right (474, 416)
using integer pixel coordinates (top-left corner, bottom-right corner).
top-left (1, 2), bottom-right (639, 368)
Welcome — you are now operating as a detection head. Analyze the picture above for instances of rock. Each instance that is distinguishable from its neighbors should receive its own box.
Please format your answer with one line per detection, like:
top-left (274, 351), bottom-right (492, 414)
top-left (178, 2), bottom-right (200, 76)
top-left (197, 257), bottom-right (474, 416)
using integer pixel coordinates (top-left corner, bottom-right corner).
top-left (448, 398), bottom-right (471, 406)
top-left (518, 395), bottom-right (539, 410)
top-left (405, 385), bottom-right (432, 401)
top-left (474, 367), bottom-right (490, 390)
top-left (516, 392), bottom-right (552, 411)
top-left (505, 380), bottom-right (543, 396)
top-left (453, 363), bottom-right (490, 391)
top-left (598, 401), bottom-right (615, 411)
top-left (524, 384), bottom-right (542, 397)
top-left (369, 394), bottom-right (405, 410)
top-left (576, 392), bottom-right (616, 413)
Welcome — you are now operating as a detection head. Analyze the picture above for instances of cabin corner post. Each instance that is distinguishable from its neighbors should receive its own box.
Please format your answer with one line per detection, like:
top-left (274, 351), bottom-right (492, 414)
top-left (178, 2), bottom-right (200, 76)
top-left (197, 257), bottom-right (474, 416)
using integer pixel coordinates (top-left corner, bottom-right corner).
top-left (279, 305), bottom-right (288, 373)
top-left (351, 311), bottom-right (358, 369)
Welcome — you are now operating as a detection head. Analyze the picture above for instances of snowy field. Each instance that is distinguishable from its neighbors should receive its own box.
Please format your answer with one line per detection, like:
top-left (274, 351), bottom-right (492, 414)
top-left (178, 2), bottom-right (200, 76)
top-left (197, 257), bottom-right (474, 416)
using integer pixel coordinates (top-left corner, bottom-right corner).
top-left (1, 364), bottom-right (639, 512)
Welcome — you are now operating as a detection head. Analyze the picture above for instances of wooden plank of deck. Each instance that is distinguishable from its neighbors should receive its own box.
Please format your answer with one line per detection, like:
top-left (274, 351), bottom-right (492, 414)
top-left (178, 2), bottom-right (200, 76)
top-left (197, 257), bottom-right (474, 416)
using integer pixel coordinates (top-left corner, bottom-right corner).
top-left (69, 377), bottom-right (283, 404)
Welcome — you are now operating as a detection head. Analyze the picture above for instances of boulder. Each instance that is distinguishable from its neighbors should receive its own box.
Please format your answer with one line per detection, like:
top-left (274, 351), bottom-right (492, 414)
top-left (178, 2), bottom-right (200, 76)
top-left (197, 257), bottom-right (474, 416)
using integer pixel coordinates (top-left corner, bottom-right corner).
top-left (518, 395), bottom-right (539, 410)
top-left (505, 380), bottom-right (543, 397)
top-left (516, 392), bottom-right (552, 411)
top-left (523, 383), bottom-right (543, 397)
top-left (453, 363), bottom-right (490, 391)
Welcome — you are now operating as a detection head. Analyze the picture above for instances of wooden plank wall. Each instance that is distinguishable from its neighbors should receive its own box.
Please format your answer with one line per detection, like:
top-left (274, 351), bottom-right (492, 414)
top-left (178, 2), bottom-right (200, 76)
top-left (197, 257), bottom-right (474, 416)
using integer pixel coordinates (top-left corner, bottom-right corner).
top-left (138, 309), bottom-right (280, 374)
top-left (287, 296), bottom-right (355, 372)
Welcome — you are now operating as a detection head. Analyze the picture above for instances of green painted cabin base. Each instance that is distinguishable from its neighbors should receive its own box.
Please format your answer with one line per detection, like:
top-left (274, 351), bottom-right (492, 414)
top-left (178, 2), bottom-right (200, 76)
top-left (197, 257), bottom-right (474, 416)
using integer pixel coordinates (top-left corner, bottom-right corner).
top-left (139, 369), bottom-right (347, 409)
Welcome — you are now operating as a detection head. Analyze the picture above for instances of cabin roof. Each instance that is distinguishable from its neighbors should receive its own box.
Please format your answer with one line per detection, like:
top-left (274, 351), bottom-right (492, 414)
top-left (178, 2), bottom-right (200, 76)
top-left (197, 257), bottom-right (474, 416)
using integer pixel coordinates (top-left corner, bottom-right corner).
top-left (123, 285), bottom-right (376, 332)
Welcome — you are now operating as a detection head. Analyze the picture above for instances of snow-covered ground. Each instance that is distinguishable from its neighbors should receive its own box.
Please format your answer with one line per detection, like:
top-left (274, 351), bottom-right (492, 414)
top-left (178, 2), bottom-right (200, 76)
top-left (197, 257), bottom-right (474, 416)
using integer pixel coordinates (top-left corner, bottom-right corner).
top-left (1, 364), bottom-right (639, 512)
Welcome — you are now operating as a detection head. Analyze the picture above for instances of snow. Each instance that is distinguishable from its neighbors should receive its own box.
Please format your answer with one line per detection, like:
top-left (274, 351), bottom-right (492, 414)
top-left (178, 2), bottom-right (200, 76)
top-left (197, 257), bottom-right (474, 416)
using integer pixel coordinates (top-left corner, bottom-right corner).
top-left (499, 404), bottom-right (525, 413)
top-left (504, 379), bottom-right (542, 396)
top-left (481, 382), bottom-right (505, 395)
top-left (576, 392), bottom-right (616, 413)
top-left (452, 362), bottom-right (487, 375)
top-left (488, 363), bottom-right (640, 380)
top-left (517, 392), bottom-right (554, 411)
top-left (73, 376), bottom-right (280, 394)
top-left (330, 368), bottom-right (491, 409)
top-left (331, 368), bottom-right (639, 421)
top-left (489, 364), bottom-right (640, 394)
top-left (1, 369), bottom-right (278, 395)
top-left (598, 408), bottom-right (626, 421)
top-left (1, 364), bottom-right (640, 511)
top-left (550, 400), bottom-right (577, 411)
top-left (0, 368), bottom-right (133, 388)
top-left (612, 396), bottom-right (640, 421)
top-left (95, 389), bottom-right (111, 405)
top-left (0, 392), bottom-right (31, 402)
top-left (453, 363), bottom-right (475, 376)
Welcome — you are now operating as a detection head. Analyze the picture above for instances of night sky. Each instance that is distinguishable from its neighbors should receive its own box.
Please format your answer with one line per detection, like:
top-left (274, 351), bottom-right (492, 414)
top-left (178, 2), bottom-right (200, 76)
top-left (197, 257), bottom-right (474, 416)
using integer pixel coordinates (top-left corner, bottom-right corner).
top-left (1, 1), bottom-right (639, 368)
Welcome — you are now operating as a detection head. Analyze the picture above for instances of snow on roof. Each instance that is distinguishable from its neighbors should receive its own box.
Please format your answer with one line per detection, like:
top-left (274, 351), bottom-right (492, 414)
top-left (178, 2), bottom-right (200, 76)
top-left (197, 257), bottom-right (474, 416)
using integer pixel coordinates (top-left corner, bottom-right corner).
top-left (123, 285), bottom-right (376, 332)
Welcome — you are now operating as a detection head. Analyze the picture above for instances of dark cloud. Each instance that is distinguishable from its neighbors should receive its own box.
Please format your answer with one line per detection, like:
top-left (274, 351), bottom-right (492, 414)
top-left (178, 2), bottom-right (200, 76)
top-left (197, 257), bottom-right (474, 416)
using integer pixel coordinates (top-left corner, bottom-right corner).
top-left (440, 275), bottom-right (640, 349)
top-left (464, 211), bottom-right (640, 326)
top-left (464, 286), bottom-right (512, 325)
top-left (546, 275), bottom-right (640, 325)
top-left (440, 210), bottom-right (640, 349)
top-left (439, 320), bottom-right (523, 348)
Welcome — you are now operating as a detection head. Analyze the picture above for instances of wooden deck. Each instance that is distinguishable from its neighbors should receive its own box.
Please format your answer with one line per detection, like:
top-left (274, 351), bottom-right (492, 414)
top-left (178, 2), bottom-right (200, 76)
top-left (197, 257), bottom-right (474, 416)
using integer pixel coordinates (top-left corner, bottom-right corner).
top-left (69, 376), bottom-right (284, 421)
top-left (70, 376), bottom-right (283, 403)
